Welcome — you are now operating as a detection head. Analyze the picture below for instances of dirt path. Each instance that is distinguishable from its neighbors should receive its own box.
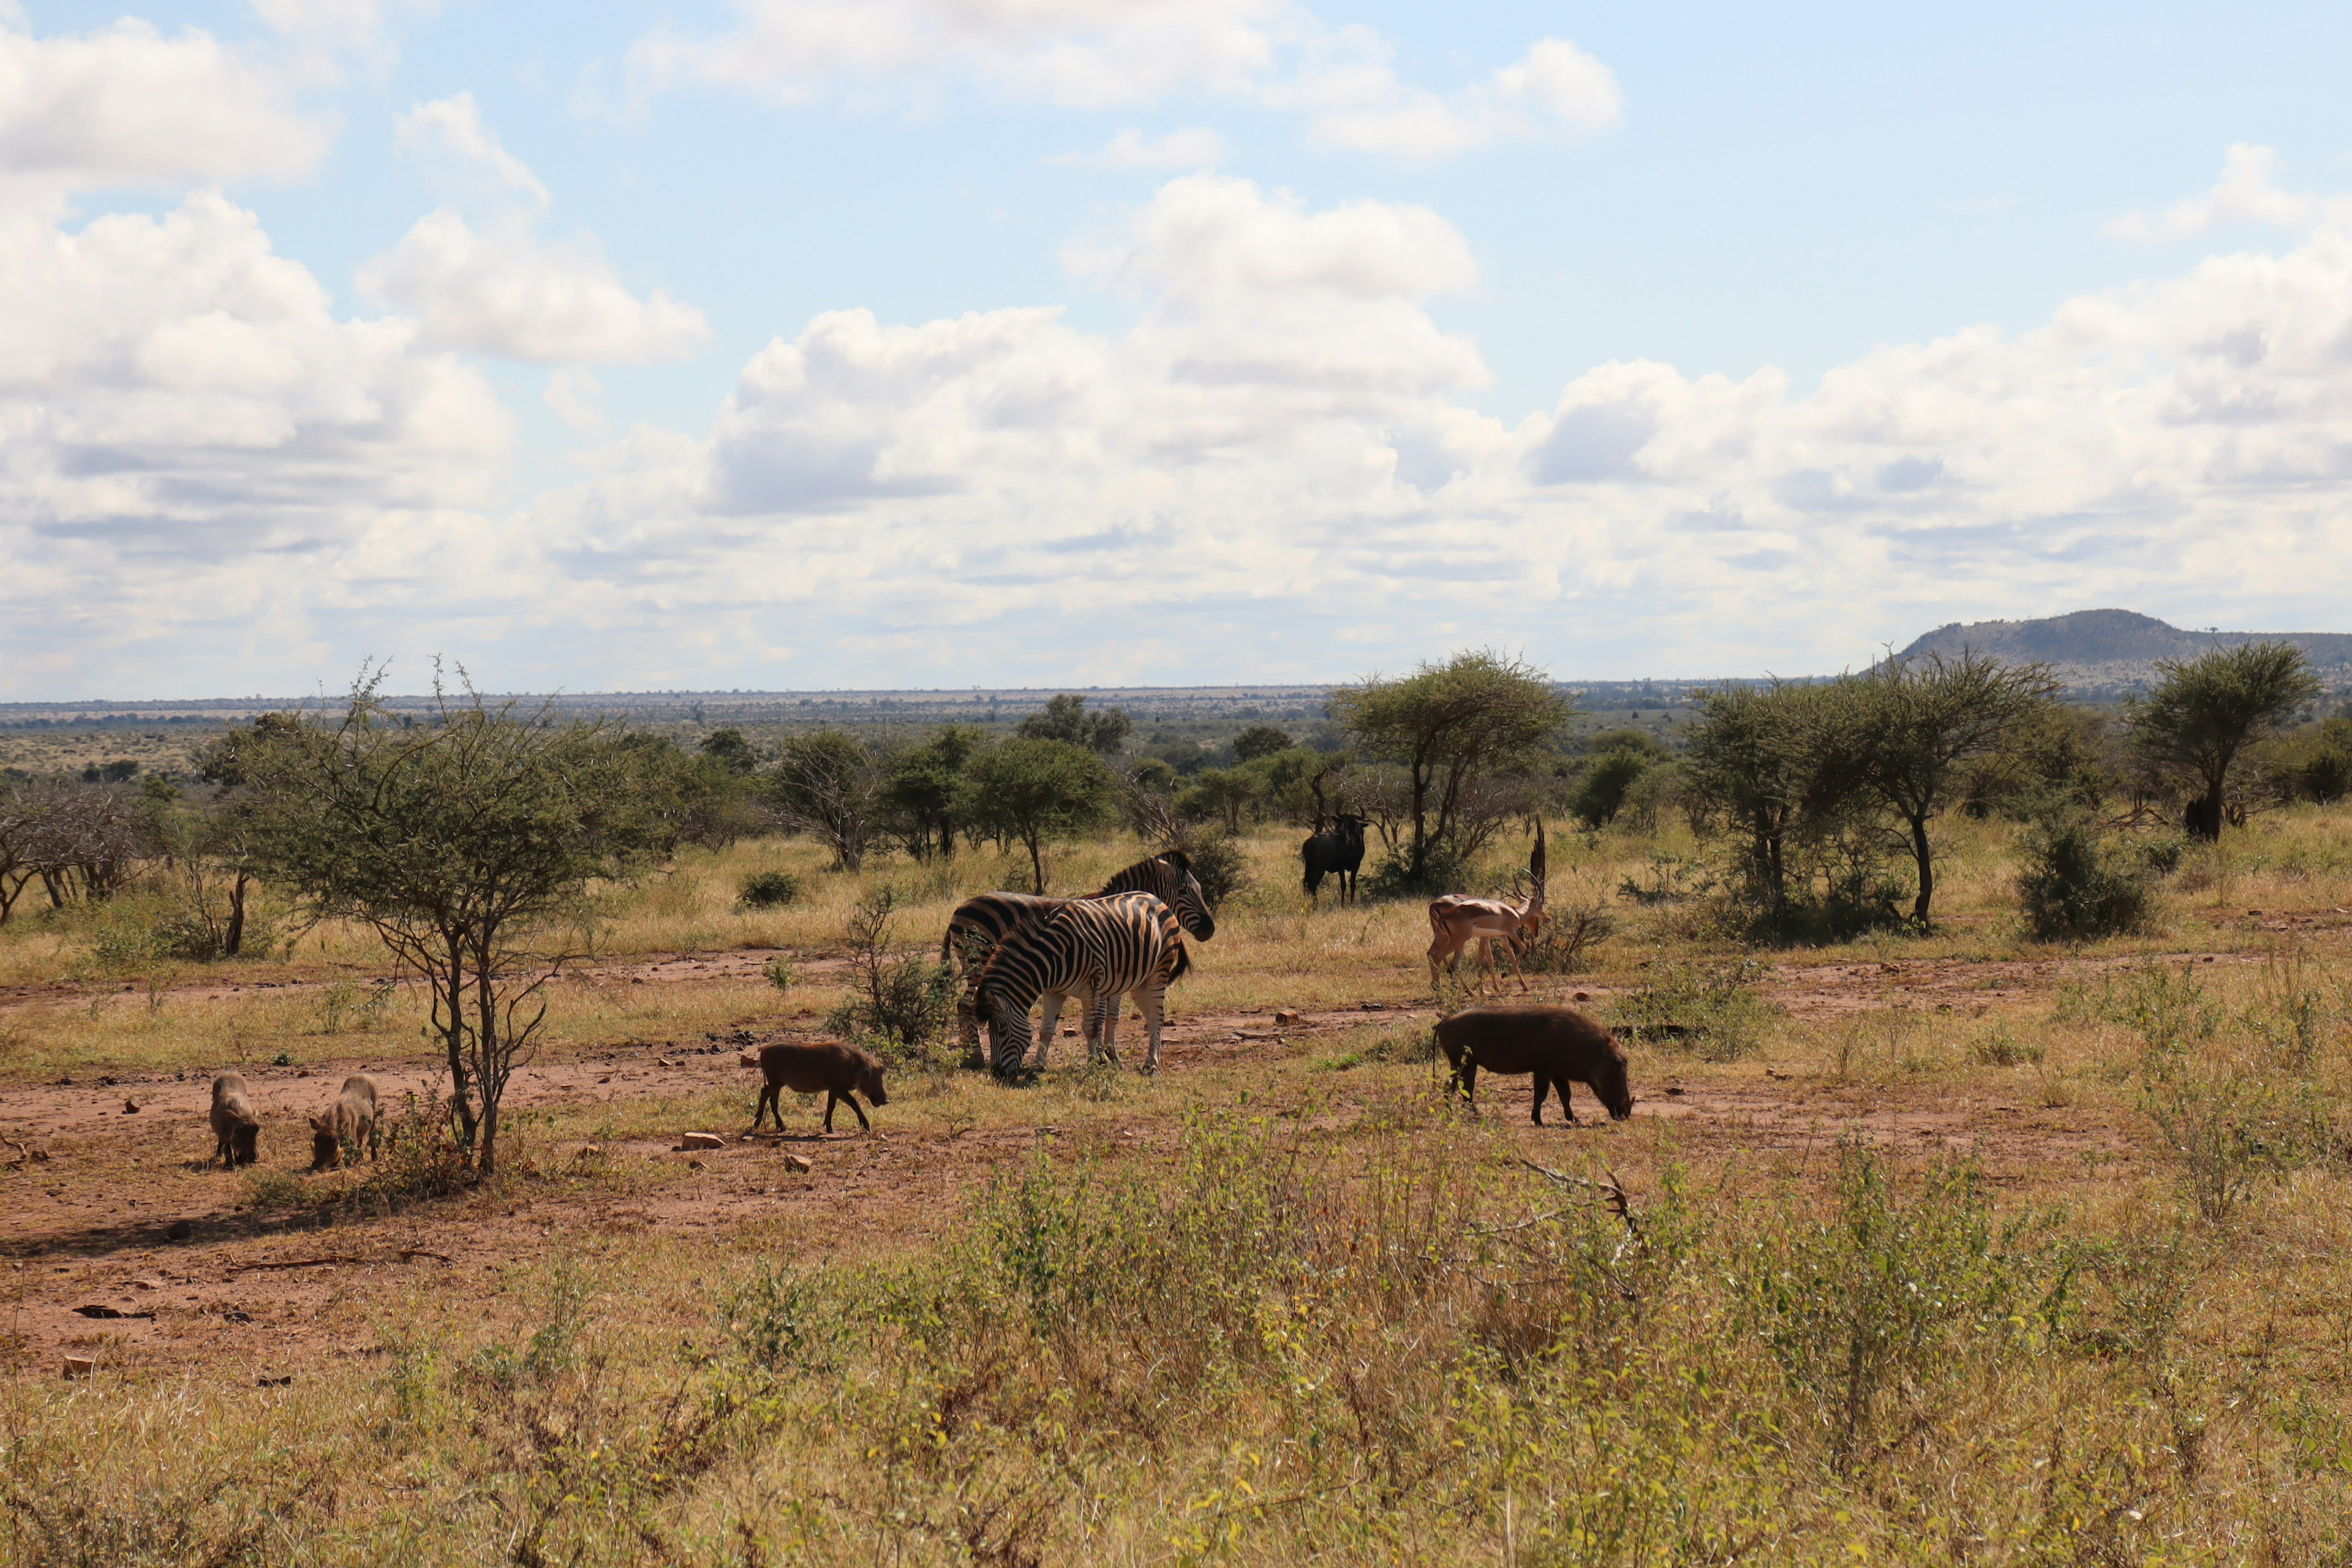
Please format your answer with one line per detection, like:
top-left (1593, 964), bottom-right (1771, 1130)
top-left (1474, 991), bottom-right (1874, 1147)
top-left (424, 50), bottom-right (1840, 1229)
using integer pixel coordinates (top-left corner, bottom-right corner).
top-left (0, 974), bottom-right (2157, 1386)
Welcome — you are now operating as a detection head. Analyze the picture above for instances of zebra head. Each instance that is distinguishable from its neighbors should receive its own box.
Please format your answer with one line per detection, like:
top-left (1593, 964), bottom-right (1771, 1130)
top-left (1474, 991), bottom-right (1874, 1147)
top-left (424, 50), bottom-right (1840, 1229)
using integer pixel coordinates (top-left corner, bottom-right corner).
top-left (1150, 850), bottom-right (1216, 942)
top-left (971, 962), bottom-right (1035, 1079)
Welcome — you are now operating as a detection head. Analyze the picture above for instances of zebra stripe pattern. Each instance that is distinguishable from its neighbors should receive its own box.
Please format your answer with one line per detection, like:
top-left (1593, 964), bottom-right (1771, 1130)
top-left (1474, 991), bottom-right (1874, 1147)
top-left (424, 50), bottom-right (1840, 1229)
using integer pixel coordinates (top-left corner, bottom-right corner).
top-left (941, 851), bottom-right (1216, 1056)
top-left (972, 891), bottom-right (1190, 1078)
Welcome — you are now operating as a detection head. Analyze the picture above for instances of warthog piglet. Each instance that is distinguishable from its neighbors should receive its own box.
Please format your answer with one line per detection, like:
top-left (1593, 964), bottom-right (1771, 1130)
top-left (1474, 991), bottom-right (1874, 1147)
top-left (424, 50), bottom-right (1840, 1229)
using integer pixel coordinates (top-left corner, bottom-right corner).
top-left (209, 1072), bottom-right (261, 1167)
top-left (309, 1074), bottom-right (380, 1170)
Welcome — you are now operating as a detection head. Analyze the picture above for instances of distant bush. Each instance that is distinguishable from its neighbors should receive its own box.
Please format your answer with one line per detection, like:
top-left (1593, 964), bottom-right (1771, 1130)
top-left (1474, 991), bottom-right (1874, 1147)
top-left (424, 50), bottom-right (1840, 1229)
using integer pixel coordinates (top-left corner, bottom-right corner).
top-left (1613, 956), bottom-right (1773, 1062)
top-left (1173, 831), bottom-right (1250, 910)
top-left (2016, 808), bottom-right (2158, 941)
top-left (1569, 748), bottom-right (1653, 828)
top-left (736, 870), bottom-right (801, 910)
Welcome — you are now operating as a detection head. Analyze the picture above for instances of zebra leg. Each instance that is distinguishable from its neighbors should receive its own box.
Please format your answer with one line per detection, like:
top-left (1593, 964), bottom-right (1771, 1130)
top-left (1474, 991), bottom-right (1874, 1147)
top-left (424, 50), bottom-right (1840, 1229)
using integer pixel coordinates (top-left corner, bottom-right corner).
top-left (1034, 993), bottom-right (1066, 1076)
top-left (1137, 984), bottom-right (1166, 1074)
top-left (1097, 993), bottom-right (1123, 1066)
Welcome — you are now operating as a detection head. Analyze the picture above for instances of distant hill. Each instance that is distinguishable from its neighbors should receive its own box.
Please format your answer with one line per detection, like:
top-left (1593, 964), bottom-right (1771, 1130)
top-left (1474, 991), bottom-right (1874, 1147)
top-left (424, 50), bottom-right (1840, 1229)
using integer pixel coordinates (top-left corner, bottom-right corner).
top-left (1899, 609), bottom-right (2352, 693)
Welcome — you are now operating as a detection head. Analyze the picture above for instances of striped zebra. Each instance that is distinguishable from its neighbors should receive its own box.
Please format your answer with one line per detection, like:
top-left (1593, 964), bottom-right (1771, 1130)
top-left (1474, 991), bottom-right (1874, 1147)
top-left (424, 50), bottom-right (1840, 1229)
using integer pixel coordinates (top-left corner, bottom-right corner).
top-left (971, 891), bottom-right (1191, 1077)
top-left (941, 851), bottom-right (1216, 1057)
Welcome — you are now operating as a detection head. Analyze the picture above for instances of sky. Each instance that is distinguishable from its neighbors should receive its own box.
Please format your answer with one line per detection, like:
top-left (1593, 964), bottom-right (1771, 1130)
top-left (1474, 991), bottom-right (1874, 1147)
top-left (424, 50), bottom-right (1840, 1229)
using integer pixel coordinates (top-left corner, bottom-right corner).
top-left (7, 1), bottom-right (2352, 698)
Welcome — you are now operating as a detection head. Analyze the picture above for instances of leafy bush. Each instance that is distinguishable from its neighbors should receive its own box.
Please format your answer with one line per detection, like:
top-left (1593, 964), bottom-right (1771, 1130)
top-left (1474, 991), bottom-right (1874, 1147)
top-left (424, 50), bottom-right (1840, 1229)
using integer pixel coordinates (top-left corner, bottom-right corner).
top-left (1967, 1027), bottom-right (2046, 1067)
top-left (1739, 1143), bottom-right (2058, 1468)
top-left (1569, 748), bottom-right (1653, 828)
top-left (1170, 829), bottom-right (1250, 908)
top-left (2140, 1066), bottom-right (2326, 1223)
top-left (1613, 956), bottom-right (1773, 1061)
top-left (825, 888), bottom-right (956, 1063)
top-left (2017, 807), bottom-right (2159, 940)
top-left (736, 870), bottom-right (801, 910)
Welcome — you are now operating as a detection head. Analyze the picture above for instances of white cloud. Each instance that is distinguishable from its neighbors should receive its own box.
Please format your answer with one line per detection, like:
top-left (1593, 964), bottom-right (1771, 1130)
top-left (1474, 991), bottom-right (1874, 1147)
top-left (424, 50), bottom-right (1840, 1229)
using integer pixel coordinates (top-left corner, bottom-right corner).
top-left (543, 367), bottom-right (608, 435)
top-left (497, 177), bottom-right (2352, 686)
top-left (23, 165), bottom-right (2352, 694)
top-left (0, 185), bottom-right (516, 694)
top-left (360, 95), bottom-right (710, 363)
top-left (628, 2), bottom-right (1616, 162)
top-left (394, 91), bottom-right (549, 210)
top-left (630, 0), bottom-right (1284, 110)
top-left (1057, 126), bottom-right (1227, 169)
top-left (0, 19), bottom-right (331, 192)
top-left (1291, 34), bottom-right (1621, 159)
top-left (2108, 143), bottom-right (2351, 242)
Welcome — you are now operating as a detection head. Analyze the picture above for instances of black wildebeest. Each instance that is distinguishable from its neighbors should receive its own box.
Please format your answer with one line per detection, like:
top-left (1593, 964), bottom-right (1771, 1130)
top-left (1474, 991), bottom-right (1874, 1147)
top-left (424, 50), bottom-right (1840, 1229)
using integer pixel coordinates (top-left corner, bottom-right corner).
top-left (1302, 812), bottom-right (1366, 905)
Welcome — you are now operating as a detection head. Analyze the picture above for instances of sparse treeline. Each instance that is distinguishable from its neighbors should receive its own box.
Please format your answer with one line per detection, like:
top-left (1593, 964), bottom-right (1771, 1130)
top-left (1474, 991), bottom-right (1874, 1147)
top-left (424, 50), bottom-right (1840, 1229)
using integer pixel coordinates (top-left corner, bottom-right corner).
top-left (4, 643), bottom-right (2348, 955)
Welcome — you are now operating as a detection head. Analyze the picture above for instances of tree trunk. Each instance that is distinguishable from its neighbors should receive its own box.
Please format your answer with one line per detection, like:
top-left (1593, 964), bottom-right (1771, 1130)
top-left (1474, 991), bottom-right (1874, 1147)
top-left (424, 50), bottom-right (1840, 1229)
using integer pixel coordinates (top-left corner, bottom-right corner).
top-left (473, 944), bottom-right (500, 1177)
top-left (1026, 831), bottom-right (1046, 894)
top-left (1909, 812), bottom-right (1934, 927)
top-left (224, 872), bottom-right (249, 957)
top-left (2184, 788), bottom-right (2223, 841)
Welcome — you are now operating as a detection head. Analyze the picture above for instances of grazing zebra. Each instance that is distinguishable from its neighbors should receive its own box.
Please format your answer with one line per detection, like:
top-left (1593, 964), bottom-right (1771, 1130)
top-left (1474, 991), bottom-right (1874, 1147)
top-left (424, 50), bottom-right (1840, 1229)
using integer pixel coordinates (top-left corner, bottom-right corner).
top-left (941, 851), bottom-right (1216, 1055)
top-left (972, 892), bottom-right (1190, 1078)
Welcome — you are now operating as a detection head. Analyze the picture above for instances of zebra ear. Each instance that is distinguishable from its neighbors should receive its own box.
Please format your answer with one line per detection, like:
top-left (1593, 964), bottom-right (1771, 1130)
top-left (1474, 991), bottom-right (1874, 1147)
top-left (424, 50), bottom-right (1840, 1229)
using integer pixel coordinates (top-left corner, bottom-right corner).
top-left (1161, 848), bottom-right (1191, 869)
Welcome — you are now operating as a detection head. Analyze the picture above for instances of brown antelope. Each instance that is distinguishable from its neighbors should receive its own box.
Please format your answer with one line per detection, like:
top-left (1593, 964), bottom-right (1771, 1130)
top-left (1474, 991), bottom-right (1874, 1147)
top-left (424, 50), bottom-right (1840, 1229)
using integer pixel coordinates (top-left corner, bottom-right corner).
top-left (1427, 823), bottom-right (1547, 989)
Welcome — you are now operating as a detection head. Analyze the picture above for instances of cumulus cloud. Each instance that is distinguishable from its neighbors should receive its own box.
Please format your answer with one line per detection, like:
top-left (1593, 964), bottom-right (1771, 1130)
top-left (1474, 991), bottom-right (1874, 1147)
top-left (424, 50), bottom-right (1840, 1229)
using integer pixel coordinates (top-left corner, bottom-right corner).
top-left (0, 18), bottom-right (331, 192)
top-left (22, 159), bottom-right (2352, 694)
top-left (629, 0), bottom-right (1280, 108)
top-left (495, 176), bottom-right (2352, 687)
top-left (1284, 35), bottom-right (1621, 159)
top-left (359, 95), bottom-right (709, 363)
top-left (627, 2), bottom-right (1616, 162)
top-left (1056, 126), bottom-right (1227, 169)
top-left (0, 184), bottom-right (517, 693)
top-left (2108, 143), bottom-right (2352, 242)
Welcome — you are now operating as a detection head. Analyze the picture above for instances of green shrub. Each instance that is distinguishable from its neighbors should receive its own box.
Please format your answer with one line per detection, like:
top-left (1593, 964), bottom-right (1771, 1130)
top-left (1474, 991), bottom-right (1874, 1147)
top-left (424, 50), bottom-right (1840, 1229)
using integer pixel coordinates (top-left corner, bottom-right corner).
top-left (2017, 808), bottom-right (2159, 940)
top-left (736, 870), bottom-right (801, 910)
top-left (1170, 829), bottom-right (1250, 908)
top-left (1612, 956), bottom-right (1773, 1061)
top-left (1570, 748), bottom-right (1651, 828)
top-left (1738, 1143), bottom-right (2058, 1468)
top-left (826, 888), bottom-right (956, 1064)
top-left (1967, 1027), bottom-right (2046, 1068)
top-left (2140, 1066), bottom-right (2326, 1223)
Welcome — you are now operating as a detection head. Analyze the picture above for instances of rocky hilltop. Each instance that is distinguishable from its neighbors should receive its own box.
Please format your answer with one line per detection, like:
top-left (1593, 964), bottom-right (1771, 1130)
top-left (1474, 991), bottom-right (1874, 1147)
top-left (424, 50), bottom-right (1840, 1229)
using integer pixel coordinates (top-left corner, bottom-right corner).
top-left (1898, 609), bottom-right (2352, 694)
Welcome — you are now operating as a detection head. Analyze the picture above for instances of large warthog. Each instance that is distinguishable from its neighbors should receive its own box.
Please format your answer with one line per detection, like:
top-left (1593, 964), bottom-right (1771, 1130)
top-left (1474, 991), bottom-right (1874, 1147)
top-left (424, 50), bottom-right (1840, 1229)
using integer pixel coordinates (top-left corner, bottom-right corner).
top-left (1435, 1005), bottom-right (1635, 1126)
top-left (740, 1041), bottom-right (889, 1134)
top-left (209, 1072), bottom-right (261, 1167)
top-left (309, 1075), bottom-right (380, 1170)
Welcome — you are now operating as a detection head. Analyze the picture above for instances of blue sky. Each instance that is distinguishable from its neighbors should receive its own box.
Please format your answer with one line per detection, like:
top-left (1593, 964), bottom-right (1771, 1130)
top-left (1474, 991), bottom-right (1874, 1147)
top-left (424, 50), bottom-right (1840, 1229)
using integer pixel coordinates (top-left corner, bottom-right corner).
top-left (8, 1), bottom-right (2352, 696)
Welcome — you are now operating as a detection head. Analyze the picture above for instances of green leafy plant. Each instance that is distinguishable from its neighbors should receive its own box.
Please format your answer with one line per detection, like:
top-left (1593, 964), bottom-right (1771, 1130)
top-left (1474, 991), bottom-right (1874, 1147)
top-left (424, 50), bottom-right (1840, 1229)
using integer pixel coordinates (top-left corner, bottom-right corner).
top-left (736, 870), bottom-right (801, 910)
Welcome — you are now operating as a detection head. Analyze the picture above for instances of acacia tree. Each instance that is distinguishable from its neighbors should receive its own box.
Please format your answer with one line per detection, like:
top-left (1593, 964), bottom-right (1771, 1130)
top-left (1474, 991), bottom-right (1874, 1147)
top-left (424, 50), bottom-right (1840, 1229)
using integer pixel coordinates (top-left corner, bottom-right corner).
top-left (2128, 643), bottom-right (2322, 839)
top-left (882, 724), bottom-right (985, 859)
top-left (1017, 693), bottom-right (1134, 755)
top-left (1329, 650), bottom-right (1570, 888)
top-left (1683, 682), bottom-right (1833, 915)
top-left (1837, 652), bottom-right (2060, 927)
top-left (767, 729), bottom-right (887, 871)
top-left (959, 737), bottom-right (1114, 892)
top-left (241, 678), bottom-right (671, 1177)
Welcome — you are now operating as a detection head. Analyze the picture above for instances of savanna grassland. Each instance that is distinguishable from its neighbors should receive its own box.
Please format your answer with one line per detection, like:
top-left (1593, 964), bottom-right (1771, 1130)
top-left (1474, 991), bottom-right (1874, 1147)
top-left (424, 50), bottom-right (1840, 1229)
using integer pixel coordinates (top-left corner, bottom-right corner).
top-left (8, 809), bottom-right (2352, 1565)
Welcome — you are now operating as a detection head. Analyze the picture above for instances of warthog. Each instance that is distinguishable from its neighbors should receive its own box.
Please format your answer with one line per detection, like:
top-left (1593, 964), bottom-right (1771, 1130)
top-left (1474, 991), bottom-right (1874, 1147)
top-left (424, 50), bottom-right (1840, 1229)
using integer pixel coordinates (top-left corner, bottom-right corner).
top-left (741, 1040), bottom-right (889, 1134)
top-left (309, 1075), bottom-right (380, 1170)
top-left (209, 1072), bottom-right (260, 1167)
top-left (1435, 1005), bottom-right (1634, 1126)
